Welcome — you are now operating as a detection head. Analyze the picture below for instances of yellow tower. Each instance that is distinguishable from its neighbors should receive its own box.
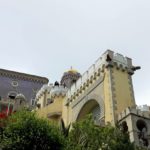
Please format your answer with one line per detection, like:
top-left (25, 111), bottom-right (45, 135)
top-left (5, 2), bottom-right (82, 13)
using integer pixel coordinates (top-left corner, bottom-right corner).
top-left (103, 50), bottom-right (140, 124)
top-left (65, 50), bottom-right (140, 126)
top-left (36, 82), bottom-right (67, 123)
top-left (36, 50), bottom-right (140, 126)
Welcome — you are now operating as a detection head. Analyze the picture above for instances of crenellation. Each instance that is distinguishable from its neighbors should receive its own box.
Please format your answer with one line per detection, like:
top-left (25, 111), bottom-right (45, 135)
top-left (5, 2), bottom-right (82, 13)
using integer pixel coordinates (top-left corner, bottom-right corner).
top-left (125, 57), bottom-right (132, 67)
top-left (114, 53), bottom-right (127, 65)
top-left (118, 107), bottom-right (150, 121)
top-left (34, 50), bottom-right (145, 147)
top-left (50, 85), bottom-right (67, 98)
top-left (66, 50), bottom-right (135, 103)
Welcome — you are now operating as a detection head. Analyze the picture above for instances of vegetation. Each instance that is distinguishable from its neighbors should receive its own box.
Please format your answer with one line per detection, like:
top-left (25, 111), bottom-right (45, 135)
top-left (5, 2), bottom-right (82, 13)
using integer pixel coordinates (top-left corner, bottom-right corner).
top-left (0, 111), bottom-right (146, 150)
top-left (0, 109), bottom-right (65, 150)
top-left (66, 115), bottom-right (134, 150)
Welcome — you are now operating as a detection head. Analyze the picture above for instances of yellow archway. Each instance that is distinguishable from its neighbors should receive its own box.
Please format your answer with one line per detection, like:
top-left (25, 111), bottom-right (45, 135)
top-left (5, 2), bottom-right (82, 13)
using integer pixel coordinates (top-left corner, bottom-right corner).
top-left (76, 100), bottom-right (101, 124)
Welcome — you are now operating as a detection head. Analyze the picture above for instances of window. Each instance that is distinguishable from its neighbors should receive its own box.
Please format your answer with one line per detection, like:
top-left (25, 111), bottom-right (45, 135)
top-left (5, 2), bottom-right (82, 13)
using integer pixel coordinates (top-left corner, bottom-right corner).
top-left (8, 91), bottom-right (17, 99)
top-left (11, 81), bottom-right (18, 87)
top-left (31, 99), bottom-right (35, 106)
top-left (47, 98), bottom-right (53, 105)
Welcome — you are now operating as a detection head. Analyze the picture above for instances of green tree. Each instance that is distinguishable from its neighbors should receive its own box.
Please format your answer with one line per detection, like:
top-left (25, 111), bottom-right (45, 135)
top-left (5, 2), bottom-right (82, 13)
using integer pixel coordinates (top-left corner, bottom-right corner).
top-left (0, 109), bottom-right (65, 150)
top-left (66, 115), bottom-right (134, 150)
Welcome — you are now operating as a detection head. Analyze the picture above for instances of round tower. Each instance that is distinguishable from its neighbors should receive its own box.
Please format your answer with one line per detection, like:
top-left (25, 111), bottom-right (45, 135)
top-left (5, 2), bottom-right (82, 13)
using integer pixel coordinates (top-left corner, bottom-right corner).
top-left (50, 81), bottom-right (67, 99)
top-left (44, 81), bottom-right (68, 122)
top-left (61, 67), bottom-right (81, 88)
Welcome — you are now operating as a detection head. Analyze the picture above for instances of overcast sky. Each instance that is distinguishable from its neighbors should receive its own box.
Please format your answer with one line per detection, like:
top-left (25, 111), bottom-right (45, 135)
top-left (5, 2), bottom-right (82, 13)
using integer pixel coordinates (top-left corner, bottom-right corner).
top-left (0, 0), bottom-right (150, 105)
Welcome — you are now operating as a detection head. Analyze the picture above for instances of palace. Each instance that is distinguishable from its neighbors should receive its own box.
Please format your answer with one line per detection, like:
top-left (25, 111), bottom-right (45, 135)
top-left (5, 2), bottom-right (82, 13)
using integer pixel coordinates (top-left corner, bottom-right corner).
top-left (0, 50), bottom-right (150, 148)
top-left (0, 68), bottom-right (48, 115)
top-left (36, 50), bottom-right (150, 148)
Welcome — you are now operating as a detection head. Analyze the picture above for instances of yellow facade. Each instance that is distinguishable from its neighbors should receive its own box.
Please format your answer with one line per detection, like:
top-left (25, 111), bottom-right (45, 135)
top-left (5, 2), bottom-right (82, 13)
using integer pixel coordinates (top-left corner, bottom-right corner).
top-left (104, 68), bottom-right (114, 124)
top-left (37, 96), bottom-right (65, 122)
top-left (36, 50), bottom-right (139, 126)
top-left (112, 68), bottom-right (136, 113)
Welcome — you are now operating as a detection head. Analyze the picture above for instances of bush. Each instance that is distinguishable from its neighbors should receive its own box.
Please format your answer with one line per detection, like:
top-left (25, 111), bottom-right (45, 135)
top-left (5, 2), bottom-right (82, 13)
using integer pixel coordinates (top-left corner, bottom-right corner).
top-left (0, 109), bottom-right (65, 150)
top-left (66, 115), bottom-right (134, 150)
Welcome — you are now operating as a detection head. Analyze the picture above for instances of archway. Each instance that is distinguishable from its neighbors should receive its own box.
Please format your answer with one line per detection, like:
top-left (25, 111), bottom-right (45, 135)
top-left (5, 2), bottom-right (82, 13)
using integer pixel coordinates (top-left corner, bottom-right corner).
top-left (76, 100), bottom-right (101, 125)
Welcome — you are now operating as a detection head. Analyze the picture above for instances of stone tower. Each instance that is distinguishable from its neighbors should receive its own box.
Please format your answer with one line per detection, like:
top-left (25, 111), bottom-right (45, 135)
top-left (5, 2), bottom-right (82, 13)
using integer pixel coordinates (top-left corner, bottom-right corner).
top-left (36, 81), bottom-right (67, 122)
top-left (118, 107), bottom-right (150, 148)
top-left (65, 50), bottom-right (140, 125)
top-left (36, 50), bottom-right (146, 147)
top-left (61, 67), bottom-right (81, 88)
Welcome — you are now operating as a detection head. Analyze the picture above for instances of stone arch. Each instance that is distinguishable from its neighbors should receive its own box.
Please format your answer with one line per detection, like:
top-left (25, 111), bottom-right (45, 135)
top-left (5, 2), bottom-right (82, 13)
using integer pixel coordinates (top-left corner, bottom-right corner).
top-left (73, 95), bottom-right (104, 124)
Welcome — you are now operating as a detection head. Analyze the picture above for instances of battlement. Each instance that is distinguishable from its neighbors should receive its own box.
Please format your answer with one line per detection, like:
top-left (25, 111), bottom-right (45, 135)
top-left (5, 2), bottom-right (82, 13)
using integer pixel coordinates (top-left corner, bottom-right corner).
top-left (118, 107), bottom-right (150, 121)
top-left (36, 84), bottom-right (68, 100)
top-left (36, 84), bottom-right (53, 99)
top-left (50, 85), bottom-right (67, 98)
top-left (137, 105), bottom-right (150, 111)
top-left (66, 50), bottom-right (135, 104)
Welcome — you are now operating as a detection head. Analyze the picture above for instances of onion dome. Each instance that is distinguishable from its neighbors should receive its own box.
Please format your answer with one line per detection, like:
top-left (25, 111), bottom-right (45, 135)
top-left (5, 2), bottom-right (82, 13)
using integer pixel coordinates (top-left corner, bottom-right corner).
top-left (61, 67), bottom-right (81, 88)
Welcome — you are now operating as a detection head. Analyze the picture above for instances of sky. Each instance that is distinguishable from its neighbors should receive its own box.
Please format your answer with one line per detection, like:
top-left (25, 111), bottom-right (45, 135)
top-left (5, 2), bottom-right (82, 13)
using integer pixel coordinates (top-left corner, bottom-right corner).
top-left (0, 0), bottom-right (150, 105)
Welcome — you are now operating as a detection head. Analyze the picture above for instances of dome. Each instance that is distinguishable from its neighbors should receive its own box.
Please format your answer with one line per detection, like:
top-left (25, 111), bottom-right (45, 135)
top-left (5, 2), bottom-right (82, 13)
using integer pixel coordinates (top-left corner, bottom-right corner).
top-left (61, 67), bottom-right (81, 88)
top-left (65, 68), bottom-right (79, 74)
top-left (15, 93), bottom-right (26, 101)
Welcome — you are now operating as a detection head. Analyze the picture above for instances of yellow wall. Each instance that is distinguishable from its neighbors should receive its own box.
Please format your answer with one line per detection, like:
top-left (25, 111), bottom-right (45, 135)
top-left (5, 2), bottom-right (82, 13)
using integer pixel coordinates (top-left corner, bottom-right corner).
top-left (112, 68), bottom-right (136, 115)
top-left (103, 67), bottom-right (136, 124)
top-left (36, 63), bottom-right (136, 126)
top-left (62, 98), bottom-right (69, 126)
top-left (37, 91), bottom-right (51, 108)
top-left (104, 68), bottom-right (115, 124)
top-left (37, 96), bottom-right (65, 122)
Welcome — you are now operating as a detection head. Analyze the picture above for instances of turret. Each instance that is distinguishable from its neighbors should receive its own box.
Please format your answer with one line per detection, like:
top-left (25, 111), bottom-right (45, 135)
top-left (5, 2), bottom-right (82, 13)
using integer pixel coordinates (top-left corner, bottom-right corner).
top-left (50, 81), bottom-right (68, 98)
top-left (61, 67), bottom-right (81, 88)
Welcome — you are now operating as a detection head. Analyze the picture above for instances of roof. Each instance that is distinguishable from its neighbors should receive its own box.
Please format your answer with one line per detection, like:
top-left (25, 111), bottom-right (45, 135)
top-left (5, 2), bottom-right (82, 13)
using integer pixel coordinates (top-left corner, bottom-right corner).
top-left (0, 68), bottom-right (49, 84)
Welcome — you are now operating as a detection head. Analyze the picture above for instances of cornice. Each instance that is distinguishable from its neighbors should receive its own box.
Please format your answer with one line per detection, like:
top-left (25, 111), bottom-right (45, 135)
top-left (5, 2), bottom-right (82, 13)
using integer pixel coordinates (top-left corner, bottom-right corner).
top-left (0, 68), bottom-right (49, 84)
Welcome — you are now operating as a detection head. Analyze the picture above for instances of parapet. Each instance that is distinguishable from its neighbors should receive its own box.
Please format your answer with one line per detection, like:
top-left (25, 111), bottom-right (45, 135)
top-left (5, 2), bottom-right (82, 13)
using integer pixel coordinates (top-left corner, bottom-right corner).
top-left (118, 107), bottom-right (150, 121)
top-left (66, 50), bottom-right (137, 104)
top-left (36, 84), bottom-right (53, 99)
top-left (50, 85), bottom-right (68, 98)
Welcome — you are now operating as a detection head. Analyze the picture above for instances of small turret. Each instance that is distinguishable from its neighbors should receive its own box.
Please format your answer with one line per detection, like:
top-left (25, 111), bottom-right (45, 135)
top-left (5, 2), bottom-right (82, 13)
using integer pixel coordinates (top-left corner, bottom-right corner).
top-left (61, 67), bottom-right (81, 88)
top-left (51, 82), bottom-right (67, 98)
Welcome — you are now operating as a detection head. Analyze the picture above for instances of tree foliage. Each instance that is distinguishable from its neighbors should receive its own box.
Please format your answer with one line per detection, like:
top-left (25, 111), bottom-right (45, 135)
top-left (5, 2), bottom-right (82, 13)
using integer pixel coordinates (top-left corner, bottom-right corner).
top-left (0, 109), bottom-right (65, 150)
top-left (0, 111), bottom-right (146, 150)
top-left (66, 115), bottom-right (134, 150)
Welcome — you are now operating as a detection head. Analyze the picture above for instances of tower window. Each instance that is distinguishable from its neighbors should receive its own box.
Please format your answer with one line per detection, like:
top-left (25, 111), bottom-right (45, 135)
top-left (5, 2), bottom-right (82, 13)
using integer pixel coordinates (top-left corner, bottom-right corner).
top-left (47, 98), bottom-right (53, 105)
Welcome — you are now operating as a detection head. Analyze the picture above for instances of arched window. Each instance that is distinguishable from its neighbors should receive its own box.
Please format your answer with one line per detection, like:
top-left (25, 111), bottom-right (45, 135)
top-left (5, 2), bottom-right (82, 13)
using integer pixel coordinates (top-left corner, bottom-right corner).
top-left (7, 91), bottom-right (17, 99)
